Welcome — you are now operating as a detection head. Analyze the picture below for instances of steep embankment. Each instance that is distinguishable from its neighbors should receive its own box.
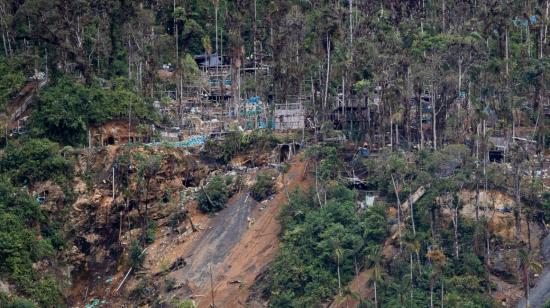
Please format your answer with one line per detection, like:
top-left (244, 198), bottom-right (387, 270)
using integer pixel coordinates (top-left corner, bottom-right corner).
top-left (6, 78), bottom-right (48, 128)
top-left (64, 145), bottom-right (209, 306)
top-left (59, 144), bottom-right (309, 307)
top-left (517, 234), bottom-right (550, 308)
top-left (331, 189), bottom-right (545, 307)
top-left (138, 155), bottom-right (310, 307)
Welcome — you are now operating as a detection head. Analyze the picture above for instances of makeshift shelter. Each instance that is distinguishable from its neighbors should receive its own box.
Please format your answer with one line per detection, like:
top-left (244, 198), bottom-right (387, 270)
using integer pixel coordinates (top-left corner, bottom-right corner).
top-left (274, 102), bottom-right (304, 130)
top-left (194, 53), bottom-right (228, 68)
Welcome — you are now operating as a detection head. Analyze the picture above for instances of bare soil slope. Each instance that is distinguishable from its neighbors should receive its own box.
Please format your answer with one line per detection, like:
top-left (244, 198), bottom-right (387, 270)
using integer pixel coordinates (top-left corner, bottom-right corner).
top-left (156, 157), bottom-right (310, 307)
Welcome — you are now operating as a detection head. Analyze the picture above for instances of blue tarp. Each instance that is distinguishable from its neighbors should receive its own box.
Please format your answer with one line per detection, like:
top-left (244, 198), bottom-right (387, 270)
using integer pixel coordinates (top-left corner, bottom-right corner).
top-left (248, 96), bottom-right (260, 104)
top-left (514, 15), bottom-right (538, 27)
top-left (147, 135), bottom-right (206, 148)
top-left (356, 147), bottom-right (370, 157)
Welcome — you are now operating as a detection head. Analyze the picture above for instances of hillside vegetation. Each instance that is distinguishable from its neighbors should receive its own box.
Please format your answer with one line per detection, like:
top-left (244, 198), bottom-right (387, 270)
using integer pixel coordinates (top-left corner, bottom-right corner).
top-left (0, 0), bottom-right (548, 307)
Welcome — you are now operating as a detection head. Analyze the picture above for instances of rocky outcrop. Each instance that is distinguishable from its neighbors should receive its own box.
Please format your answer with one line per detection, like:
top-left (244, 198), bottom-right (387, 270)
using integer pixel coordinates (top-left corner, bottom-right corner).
top-left (61, 146), bottom-right (211, 305)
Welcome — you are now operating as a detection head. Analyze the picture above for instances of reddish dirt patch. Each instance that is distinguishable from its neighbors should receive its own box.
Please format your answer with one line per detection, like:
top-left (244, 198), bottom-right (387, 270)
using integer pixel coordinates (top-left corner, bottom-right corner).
top-left (195, 158), bottom-right (311, 307)
top-left (330, 270), bottom-right (372, 308)
top-left (155, 157), bottom-right (309, 307)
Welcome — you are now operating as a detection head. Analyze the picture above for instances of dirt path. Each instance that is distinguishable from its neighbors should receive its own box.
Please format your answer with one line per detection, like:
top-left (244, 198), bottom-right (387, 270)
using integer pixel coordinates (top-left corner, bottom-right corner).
top-left (167, 157), bottom-right (310, 307)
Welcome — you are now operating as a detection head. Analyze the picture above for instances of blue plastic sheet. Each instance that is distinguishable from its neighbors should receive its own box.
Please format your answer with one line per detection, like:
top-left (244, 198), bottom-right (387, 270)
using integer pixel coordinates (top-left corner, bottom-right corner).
top-left (247, 96), bottom-right (260, 104)
top-left (147, 135), bottom-right (206, 148)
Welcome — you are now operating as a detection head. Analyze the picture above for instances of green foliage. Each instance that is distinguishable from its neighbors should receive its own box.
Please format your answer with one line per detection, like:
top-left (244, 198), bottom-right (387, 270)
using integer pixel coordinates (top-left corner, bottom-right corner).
top-left (0, 294), bottom-right (36, 308)
top-left (268, 186), bottom-right (387, 306)
top-left (27, 277), bottom-right (62, 308)
top-left (0, 138), bottom-right (72, 185)
top-left (130, 241), bottom-right (145, 269)
top-left (0, 178), bottom-right (62, 306)
top-left (164, 277), bottom-right (176, 292)
top-left (170, 299), bottom-right (197, 308)
top-left (129, 278), bottom-right (157, 302)
top-left (203, 132), bottom-right (245, 163)
top-left (0, 57), bottom-right (25, 111)
top-left (180, 54), bottom-right (201, 84)
top-left (30, 78), bottom-right (155, 145)
top-left (314, 146), bottom-right (501, 307)
top-left (145, 220), bottom-right (157, 244)
top-left (305, 145), bottom-right (343, 183)
top-left (203, 130), bottom-right (278, 164)
top-left (251, 170), bottom-right (277, 201)
top-left (197, 176), bottom-right (228, 213)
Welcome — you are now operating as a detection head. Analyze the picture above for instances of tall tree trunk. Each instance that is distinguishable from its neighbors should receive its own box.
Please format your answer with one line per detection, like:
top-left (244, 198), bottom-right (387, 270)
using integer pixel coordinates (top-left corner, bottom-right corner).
top-left (409, 192), bottom-right (416, 236)
top-left (419, 89), bottom-right (424, 149)
top-left (431, 85), bottom-right (437, 150)
top-left (324, 34), bottom-right (330, 116)
top-left (410, 253), bottom-right (414, 304)
top-left (392, 174), bottom-right (403, 252)
top-left (514, 163), bottom-right (522, 240)
top-left (453, 202), bottom-right (459, 259)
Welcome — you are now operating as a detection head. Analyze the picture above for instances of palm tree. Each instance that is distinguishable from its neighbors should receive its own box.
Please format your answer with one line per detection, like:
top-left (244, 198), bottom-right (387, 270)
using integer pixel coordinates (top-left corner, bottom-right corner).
top-left (335, 246), bottom-right (344, 296)
top-left (365, 246), bottom-right (383, 308)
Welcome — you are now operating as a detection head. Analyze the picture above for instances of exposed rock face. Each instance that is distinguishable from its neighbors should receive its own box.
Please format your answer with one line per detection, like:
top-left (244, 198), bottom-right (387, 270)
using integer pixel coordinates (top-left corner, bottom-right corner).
top-left (490, 249), bottom-right (519, 282)
top-left (57, 145), bottom-right (211, 305)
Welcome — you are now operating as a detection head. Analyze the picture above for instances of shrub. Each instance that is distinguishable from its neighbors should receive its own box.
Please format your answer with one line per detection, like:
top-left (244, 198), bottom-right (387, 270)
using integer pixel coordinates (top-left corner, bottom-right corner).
top-left (129, 279), bottom-right (155, 301)
top-left (202, 132), bottom-right (244, 163)
top-left (130, 241), bottom-right (145, 268)
top-left (0, 295), bottom-right (36, 308)
top-left (171, 299), bottom-right (197, 308)
top-left (164, 277), bottom-right (176, 292)
top-left (202, 130), bottom-right (278, 164)
top-left (28, 277), bottom-right (62, 308)
top-left (197, 176), bottom-right (228, 213)
top-left (250, 170), bottom-right (277, 201)
top-left (145, 220), bottom-right (157, 244)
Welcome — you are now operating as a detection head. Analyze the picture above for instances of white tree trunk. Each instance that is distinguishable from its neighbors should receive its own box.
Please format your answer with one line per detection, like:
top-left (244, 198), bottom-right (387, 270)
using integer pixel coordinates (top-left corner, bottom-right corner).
top-left (324, 34), bottom-right (330, 113)
top-left (432, 85), bottom-right (437, 150)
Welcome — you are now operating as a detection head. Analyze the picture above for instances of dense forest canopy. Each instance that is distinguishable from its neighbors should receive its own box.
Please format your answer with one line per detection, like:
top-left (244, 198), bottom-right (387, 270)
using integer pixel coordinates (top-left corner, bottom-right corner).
top-left (0, 0), bottom-right (545, 147)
